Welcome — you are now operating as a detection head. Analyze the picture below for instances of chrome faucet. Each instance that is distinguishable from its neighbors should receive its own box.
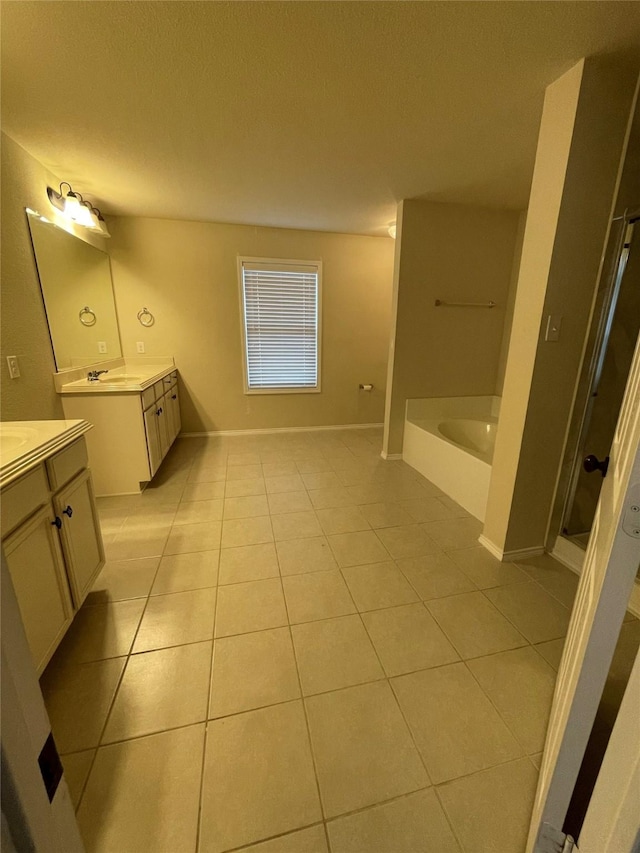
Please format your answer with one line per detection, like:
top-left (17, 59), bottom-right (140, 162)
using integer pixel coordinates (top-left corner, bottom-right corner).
top-left (87, 369), bottom-right (109, 382)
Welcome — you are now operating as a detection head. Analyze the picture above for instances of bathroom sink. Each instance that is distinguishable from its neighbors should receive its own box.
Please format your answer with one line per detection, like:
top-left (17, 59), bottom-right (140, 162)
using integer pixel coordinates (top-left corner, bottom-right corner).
top-left (0, 426), bottom-right (38, 456)
top-left (98, 374), bottom-right (144, 384)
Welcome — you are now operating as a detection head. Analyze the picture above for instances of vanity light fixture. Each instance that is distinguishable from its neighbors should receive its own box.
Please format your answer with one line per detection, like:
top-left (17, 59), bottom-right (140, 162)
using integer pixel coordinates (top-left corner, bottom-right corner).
top-left (46, 182), bottom-right (111, 237)
top-left (388, 223), bottom-right (397, 239)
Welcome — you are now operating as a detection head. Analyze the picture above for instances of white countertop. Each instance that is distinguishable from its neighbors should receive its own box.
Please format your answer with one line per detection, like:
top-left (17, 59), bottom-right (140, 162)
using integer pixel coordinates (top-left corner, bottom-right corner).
top-left (0, 420), bottom-right (93, 489)
top-left (59, 364), bottom-right (176, 395)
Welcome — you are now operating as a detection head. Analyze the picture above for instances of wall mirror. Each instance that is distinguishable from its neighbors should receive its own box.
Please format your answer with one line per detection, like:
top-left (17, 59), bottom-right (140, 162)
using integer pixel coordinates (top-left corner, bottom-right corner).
top-left (27, 210), bottom-right (122, 370)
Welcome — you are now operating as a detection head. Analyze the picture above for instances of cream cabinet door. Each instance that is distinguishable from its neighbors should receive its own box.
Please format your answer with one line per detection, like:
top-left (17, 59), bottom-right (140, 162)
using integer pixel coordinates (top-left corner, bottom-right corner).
top-left (3, 505), bottom-right (73, 674)
top-left (169, 384), bottom-right (181, 440)
top-left (54, 469), bottom-right (105, 608)
top-left (144, 404), bottom-right (162, 476)
top-left (158, 393), bottom-right (171, 458)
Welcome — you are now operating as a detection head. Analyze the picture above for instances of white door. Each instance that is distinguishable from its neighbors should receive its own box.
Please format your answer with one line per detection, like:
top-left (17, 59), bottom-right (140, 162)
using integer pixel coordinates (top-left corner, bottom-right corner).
top-left (527, 333), bottom-right (640, 852)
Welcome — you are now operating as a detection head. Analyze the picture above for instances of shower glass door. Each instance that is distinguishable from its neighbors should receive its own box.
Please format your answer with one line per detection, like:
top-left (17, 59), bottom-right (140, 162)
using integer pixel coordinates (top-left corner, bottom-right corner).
top-left (561, 213), bottom-right (639, 547)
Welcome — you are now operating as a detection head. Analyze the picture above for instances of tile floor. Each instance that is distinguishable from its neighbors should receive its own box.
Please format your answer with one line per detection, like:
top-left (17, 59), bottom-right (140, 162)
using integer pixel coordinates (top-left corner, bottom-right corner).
top-left (41, 427), bottom-right (580, 853)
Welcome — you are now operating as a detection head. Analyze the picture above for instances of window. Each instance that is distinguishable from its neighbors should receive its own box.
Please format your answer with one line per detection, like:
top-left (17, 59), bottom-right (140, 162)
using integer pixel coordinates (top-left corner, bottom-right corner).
top-left (239, 258), bottom-right (321, 393)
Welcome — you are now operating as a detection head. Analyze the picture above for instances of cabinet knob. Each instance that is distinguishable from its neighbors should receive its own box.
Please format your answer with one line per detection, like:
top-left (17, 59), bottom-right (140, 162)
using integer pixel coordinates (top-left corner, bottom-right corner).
top-left (51, 517), bottom-right (62, 529)
top-left (63, 505), bottom-right (73, 517)
top-left (171, 394), bottom-right (177, 400)
top-left (156, 407), bottom-right (163, 415)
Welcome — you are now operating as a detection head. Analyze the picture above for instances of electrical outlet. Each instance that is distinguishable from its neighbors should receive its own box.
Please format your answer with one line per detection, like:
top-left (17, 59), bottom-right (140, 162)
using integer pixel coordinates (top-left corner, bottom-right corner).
top-left (6, 355), bottom-right (20, 379)
top-left (136, 341), bottom-right (145, 354)
top-left (98, 341), bottom-right (107, 354)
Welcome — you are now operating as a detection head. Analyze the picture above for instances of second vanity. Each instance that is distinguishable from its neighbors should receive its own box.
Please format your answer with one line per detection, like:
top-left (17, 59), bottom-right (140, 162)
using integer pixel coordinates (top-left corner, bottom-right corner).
top-left (57, 360), bottom-right (182, 495)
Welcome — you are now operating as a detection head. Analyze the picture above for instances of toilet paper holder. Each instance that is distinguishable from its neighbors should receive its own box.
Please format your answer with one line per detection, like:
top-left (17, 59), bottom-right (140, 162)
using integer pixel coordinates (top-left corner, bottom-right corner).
top-left (359, 384), bottom-right (374, 392)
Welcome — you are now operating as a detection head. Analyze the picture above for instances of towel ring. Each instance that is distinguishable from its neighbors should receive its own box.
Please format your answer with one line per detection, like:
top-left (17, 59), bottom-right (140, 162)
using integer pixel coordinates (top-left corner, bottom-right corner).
top-left (79, 306), bottom-right (97, 326)
top-left (137, 307), bottom-right (155, 327)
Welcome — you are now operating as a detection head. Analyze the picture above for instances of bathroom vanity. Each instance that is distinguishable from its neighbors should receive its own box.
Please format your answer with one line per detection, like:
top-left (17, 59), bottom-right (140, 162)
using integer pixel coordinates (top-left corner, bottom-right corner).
top-left (58, 362), bottom-right (182, 495)
top-left (0, 420), bottom-right (104, 674)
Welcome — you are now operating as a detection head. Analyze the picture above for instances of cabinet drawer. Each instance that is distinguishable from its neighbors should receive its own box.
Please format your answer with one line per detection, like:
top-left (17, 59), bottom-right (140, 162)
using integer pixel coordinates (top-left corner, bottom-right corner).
top-left (141, 386), bottom-right (156, 410)
top-left (46, 438), bottom-right (88, 491)
top-left (1, 465), bottom-right (50, 538)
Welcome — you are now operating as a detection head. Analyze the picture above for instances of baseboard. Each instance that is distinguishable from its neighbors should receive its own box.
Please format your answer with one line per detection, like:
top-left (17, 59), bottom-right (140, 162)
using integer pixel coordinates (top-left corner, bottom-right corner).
top-left (380, 451), bottom-right (402, 461)
top-left (551, 535), bottom-right (585, 576)
top-left (180, 422), bottom-right (383, 438)
top-left (478, 535), bottom-right (545, 563)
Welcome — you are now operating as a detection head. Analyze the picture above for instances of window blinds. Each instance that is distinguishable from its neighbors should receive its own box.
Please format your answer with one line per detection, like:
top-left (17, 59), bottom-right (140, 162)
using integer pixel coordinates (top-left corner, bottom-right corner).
top-left (241, 262), bottom-right (319, 390)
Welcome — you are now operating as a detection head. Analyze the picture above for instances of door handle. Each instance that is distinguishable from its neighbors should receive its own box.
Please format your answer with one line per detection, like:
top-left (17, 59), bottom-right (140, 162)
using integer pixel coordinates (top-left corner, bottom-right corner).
top-left (62, 505), bottom-right (73, 517)
top-left (583, 454), bottom-right (609, 477)
top-left (51, 516), bottom-right (62, 529)
top-left (156, 407), bottom-right (163, 415)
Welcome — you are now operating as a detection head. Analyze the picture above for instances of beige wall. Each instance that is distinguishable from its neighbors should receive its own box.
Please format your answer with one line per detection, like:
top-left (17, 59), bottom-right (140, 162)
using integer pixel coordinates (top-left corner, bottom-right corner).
top-left (495, 210), bottom-right (527, 397)
top-left (483, 57), bottom-right (639, 556)
top-left (107, 217), bottom-right (394, 432)
top-left (383, 199), bottom-right (520, 454)
top-left (0, 134), bottom-right (106, 420)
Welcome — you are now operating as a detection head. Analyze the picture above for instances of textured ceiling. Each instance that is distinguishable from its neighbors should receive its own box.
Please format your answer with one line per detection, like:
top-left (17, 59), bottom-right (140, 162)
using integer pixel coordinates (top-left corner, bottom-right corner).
top-left (2, 2), bottom-right (639, 235)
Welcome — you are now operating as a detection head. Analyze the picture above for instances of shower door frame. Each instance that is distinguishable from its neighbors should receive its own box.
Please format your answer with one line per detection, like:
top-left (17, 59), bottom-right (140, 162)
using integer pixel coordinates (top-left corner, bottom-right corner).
top-left (557, 208), bottom-right (639, 544)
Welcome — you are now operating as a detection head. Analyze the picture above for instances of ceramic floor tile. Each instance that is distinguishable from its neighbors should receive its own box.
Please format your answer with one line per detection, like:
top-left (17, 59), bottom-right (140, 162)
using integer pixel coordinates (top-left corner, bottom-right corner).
top-left (227, 464), bottom-right (263, 481)
top-left (427, 592), bottom-right (527, 659)
top-left (200, 701), bottom-right (321, 852)
top-left (215, 578), bottom-right (288, 637)
top-left (283, 570), bottom-right (356, 623)
top-left (188, 465), bottom-right (227, 484)
top-left (103, 641), bottom-right (211, 742)
top-left (181, 481), bottom-right (225, 502)
top-left (421, 517), bottom-right (483, 550)
top-left (308, 486), bottom-right (356, 509)
top-left (438, 758), bottom-right (538, 853)
top-left (133, 588), bottom-right (216, 651)
top-left (122, 505), bottom-right (176, 531)
top-left (305, 681), bottom-right (428, 817)
top-left (362, 603), bottom-right (459, 676)
top-left (105, 529), bottom-right (169, 561)
top-left (345, 485), bottom-right (390, 505)
top-left (229, 452), bottom-right (262, 466)
top-left (327, 531), bottom-right (390, 567)
top-left (61, 749), bottom-right (95, 808)
top-left (173, 499), bottom-right (223, 525)
top-left (396, 553), bottom-right (476, 601)
top-left (399, 497), bottom-right (456, 523)
top-left (209, 627), bottom-right (300, 717)
top-left (265, 474), bottom-right (305, 493)
top-left (327, 788), bottom-right (461, 853)
top-left (262, 461), bottom-right (299, 478)
top-left (221, 516), bottom-right (274, 548)
top-left (292, 615), bottom-right (384, 695)
top-left (54, 600), bottom-right (146, 663)
top-left (272, 510), bottom-right (323, 541)
top-left (151, 550), bottom-right (219, 594)
top-left (486, 581), bottom-right (571, 643)
top-left (342, 562), bottom-right (419, 611)
top-left (301, 472), bottom-right (342, 490)
top-left (86, 557), bottom-right (159, 604)
top-left (316, 506), bottom-right (371, 535)
top-left (164, 520), bottom-right (222, 555)
top-left (240, 824), bottom-right (328, 853)
top-left (358, 502), bottom-right (414, 529)
top-left (515, 553), bottom-right (580, 608)
top-left (467, 647), bottom-right (557, 754)
top-left (268, 490), bottom-right (313, 515)
top-left (375, 525), bottom-right (441, 559)
top-left (218, 542), bottom-right (280, 584)
top-left (447, 546), bottom-right (529, 589)
top-left (296, 457), bottom-right (334, 474)
top-left (392, 663), bottom-right (522, 783)
top-left (224, 478), bottom-right (266, 497)
top-left (77, 724), bottom-right (204, 853)
top-left (41, 657), bottom-right (126, 752)
top-left (534, 638), bottom-right (566, 670)
top-left (223, 494), bottom-right (270, 519)
top-left (276, 537), bottom-right (338, 576)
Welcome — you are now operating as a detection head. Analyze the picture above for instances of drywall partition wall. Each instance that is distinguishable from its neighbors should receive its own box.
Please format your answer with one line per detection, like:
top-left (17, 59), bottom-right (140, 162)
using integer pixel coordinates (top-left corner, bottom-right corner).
top-left (0, 134), bottom-right (106, 420)
top-left (108, 217), bottom-right (394, 432)
top-left (382, 199), bottom-right (520, 455)
top-left (495, 210), bottom-right (527, 397)
top-left (482, 57), bottom-right (639, 558)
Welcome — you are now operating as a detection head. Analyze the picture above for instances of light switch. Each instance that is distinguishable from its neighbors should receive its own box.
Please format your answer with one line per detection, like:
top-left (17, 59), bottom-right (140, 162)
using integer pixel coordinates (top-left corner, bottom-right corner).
top-left (545, 315), bottom-right (562, 342)
top-left (136, 341), bottom-right (145, 353)
top-left (98, 341), bottom-right (107, 354)
top-left (6, 355), bottom-right (20, 379)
